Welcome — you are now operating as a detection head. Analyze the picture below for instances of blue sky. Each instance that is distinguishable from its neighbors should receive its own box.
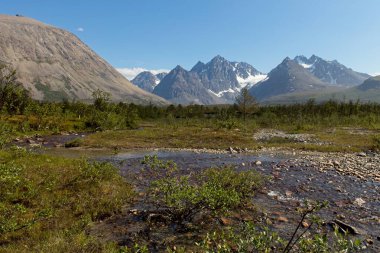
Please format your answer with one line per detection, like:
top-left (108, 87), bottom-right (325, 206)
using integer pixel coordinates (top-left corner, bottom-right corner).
top-left (1, 0), bottom-right (380, 78)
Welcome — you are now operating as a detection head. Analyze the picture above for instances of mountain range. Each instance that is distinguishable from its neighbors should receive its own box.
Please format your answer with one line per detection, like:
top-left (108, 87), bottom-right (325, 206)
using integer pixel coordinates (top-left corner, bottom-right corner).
top-left (131, 55), bottom-right (267, 104)
top-left (0, 14), bottom-right (167, 105)
top-left (294, 55), bottom-right (370, 86)
top-left (1, 14), bottom-right (377, 105)
top-left (130, 54), bottom-right (375, 105)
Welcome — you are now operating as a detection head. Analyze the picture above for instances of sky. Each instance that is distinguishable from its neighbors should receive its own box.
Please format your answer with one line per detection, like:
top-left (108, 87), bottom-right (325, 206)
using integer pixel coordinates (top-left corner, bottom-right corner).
top-left (1, 0), bottom-right (380, 79)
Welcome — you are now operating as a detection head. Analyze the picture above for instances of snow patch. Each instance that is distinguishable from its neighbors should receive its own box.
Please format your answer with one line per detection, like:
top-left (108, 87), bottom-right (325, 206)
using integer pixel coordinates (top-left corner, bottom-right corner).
top-left (300, 63), bottom-right (313, 69)
top-left (208, 88), bottom-right (236, 98)
top-left (236, 73), bottom-right (267, 88)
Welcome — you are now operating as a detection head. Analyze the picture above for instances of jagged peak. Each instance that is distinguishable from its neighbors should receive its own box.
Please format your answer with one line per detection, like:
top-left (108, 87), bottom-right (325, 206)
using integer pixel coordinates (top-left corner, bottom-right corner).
top-left (210, 55), bottom-right (228, 63)
top-left (190, 61), bottom-right (206, 72)
top-left (171, 65), bottom-right (187, 73)
top-left (282, 57), bottom-right (292, 63)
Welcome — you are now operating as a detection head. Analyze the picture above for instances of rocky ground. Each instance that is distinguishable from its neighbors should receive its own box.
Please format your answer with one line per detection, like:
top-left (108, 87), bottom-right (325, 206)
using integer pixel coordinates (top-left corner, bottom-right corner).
top-left (89, 150), bottom-right (380, 252)
top-left (15, 132), bottom-right (380, 251)
top-left (253, 129), bottom-right (329, 145)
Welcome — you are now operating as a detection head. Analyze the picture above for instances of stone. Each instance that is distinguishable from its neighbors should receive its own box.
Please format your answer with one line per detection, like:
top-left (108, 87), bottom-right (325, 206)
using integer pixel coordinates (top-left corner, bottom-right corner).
top-left (333, 160), bottom-right (340, 166)
top-left (147, 213), bottom-right (168, 223)
top-left (255, 160), bottom-right (262, 165)
top-left (220, 217), bottom-right (233, 226)
top-left (302, 221), bottom-right (310, 228)
top-left (128, 209), bottom-right (139, 215)
top-left (228, 147), bottom-right (236, 154)
top-left (333, 219), bottom-right (360, 235)
top-left (353, 198), bottom-right (366, 207)
top-left (277, 216), bottom-right (288, 222)
top-left (26, 139), bottom-right (36, 144)
top-left (285, 190), bottom-right (293, 197)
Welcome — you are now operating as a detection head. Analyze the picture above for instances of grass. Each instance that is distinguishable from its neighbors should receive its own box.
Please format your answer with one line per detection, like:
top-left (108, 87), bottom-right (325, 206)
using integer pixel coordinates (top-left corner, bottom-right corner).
top-left (0, 147), bottom-right (134, 252)
top-left (79, 119), bottom-right (379, 153)
top-left (83, 119), bottom-right (259, 150)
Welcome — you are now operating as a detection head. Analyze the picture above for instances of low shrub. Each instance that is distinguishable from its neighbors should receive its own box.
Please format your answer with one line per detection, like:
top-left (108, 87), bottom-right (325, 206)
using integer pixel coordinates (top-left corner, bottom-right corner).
top-left (143, 155), bottom-right (264, 227)
top-left (0, 150), bottom-right (134, 251)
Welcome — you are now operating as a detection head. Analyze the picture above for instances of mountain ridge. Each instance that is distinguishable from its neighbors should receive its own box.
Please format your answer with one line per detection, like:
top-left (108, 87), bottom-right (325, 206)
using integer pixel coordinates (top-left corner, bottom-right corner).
top-left (294, 55), bottom-right (370, 86)
top-left (0, 14), bottom-right (167, 104)
top-left (249, 57), bottom-right (327, 101)
top-left (131, 71), bottom-right (167, 93)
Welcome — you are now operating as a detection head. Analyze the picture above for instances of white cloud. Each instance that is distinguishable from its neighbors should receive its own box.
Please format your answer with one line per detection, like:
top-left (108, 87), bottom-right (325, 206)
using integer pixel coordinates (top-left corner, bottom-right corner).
top-left (116, 67), bottom-right (170, 80)
top-left (77, 27), bottom-right (84, 32)
top-left (372, 72), bottom-right (380, 77)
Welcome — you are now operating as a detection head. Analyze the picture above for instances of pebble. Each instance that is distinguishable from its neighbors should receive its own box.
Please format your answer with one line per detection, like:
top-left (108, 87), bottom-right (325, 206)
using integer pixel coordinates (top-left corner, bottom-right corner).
top-left (277, 216), bottom-right (288, 222)
top-left (353, 198), bottom-right (366, 207)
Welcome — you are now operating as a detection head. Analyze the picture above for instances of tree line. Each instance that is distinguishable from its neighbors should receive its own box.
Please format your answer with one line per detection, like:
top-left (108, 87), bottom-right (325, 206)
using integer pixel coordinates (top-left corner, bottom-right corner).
top-left (2, 65), bottom-right (380, 131)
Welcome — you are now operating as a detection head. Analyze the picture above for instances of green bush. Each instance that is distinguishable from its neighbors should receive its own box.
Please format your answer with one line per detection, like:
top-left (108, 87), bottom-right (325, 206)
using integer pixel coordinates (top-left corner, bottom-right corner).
top-left (195, 221), bottom-right (362, 253)
top-left (144, 156), bottom-right (264, 226)
top-left (64, 138), bottom-right (84, 148)
top-left (196, 223), bottom-right (284, 253)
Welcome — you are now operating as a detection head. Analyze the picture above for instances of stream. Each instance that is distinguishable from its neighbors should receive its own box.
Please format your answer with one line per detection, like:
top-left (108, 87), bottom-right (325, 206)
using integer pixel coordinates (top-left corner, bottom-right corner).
top-left (25, 134), bottom-right (380, 252)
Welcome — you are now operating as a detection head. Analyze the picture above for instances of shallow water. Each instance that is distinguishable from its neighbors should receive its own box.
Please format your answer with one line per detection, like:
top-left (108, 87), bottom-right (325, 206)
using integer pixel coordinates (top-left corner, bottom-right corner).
top-left (38, 143), bottom-right (380, 252)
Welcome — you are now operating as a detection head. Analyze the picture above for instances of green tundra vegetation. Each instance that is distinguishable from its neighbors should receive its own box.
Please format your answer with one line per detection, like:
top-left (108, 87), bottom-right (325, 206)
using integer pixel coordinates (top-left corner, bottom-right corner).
top-left (0, 67), bottom-right (373, 252)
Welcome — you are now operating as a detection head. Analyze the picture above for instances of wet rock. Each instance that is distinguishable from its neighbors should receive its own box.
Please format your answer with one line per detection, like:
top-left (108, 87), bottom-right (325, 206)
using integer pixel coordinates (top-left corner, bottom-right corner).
top-left (147, 213), bottom-right (168, 223)
top-left (337, 214), bottom-right (346, 220)
top-left (26, 139), bottom-right (36, 144)
top-left (333, 219), bottom-right (360, 235)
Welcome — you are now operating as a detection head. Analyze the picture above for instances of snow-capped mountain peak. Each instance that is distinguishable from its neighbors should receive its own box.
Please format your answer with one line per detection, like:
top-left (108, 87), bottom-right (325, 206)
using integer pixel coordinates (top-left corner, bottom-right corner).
top-left (131, 71), bottom-right (167, 93)
top-left (190, 56), bottom-right (266, 101)
top-left (294, 55), bottom-right (370, 87)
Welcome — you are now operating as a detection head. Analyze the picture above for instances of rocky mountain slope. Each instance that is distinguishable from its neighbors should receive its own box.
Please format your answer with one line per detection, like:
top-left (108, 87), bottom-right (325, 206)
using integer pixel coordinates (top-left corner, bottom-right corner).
top-left (150, 55), bottom-right (266, 104)
top-left (153, 66), bottom-right (224, 105)
top-left (249, 58), bottom-right (327, 101)
top-left (131, 71), bottom-right (167, 92)
top-left (357, 75), bottom-right (380, 91)
top-left (190, 55), bottom-right (266, 102)
top-left (294, 55), bottom-right (370, 87)
top-left (0, 15), bottom-right (166, 104)
top-left (258, 75), bottom-right (380, 104)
